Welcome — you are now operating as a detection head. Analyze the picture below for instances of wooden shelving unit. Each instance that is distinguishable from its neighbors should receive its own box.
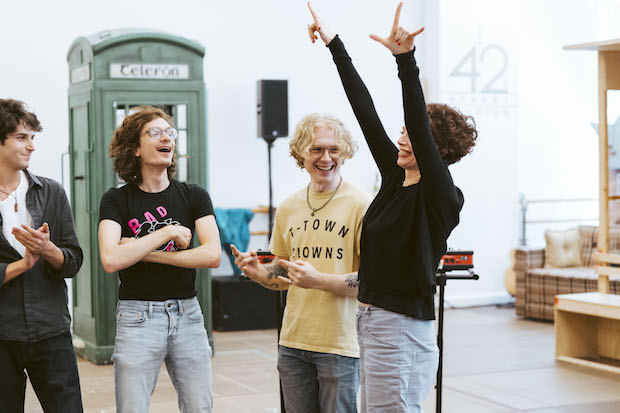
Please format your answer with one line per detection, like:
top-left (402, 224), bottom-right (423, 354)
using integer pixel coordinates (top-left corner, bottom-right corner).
top-left (556, 39), bottom-right (620, 374)
top-left (555, 293), bottom-right (620, 374)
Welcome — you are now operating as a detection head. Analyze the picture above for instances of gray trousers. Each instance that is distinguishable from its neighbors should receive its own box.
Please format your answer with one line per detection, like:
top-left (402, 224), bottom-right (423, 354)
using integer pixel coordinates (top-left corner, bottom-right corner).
top-left (277, 345), bottom-right (359, 412)
top-left (113, 298), bottom-right (212, 413)
top-left (357, 305), bottom-right (438, 413)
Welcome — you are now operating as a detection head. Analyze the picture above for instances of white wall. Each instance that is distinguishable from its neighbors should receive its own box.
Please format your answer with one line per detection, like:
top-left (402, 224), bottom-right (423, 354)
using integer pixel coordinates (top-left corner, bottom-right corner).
top-left (1, 0), bottom-right (618, 306)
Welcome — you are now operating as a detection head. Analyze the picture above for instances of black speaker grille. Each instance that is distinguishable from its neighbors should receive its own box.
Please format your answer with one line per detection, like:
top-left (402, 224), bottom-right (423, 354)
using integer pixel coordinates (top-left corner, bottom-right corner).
top-left (257, 79), bottom-right (288, 139)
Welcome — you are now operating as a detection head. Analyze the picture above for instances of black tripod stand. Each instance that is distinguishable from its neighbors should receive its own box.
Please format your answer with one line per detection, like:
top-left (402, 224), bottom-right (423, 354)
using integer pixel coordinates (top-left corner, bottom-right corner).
top-left (261, 136), bottom-right (288, 413)
top-left (434, 268), bottom-right (479, 413)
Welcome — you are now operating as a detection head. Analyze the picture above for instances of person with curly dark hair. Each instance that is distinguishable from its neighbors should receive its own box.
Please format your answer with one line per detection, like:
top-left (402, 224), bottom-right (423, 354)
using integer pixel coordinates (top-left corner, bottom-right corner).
top-left (98, 106), bottom-right (221, 412)
top-left (0, 99), bottom-right (84, 412)
top-left (307, 2), bottom-right (477, 411)
top-left (108, 107), bottom-right (178, 185)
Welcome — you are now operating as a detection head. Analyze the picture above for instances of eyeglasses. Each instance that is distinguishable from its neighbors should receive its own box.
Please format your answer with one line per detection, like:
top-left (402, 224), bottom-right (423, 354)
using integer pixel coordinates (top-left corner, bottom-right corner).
top-left (309, 146), bottom-right (341, 159)
top-left (142, 127), bottom-right (178, 140)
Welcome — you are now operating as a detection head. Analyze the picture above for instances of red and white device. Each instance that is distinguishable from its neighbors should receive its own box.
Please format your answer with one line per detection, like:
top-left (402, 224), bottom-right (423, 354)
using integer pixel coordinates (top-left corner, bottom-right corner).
top-left (257, 250), bottom-right (275, 264)
top-left (441, 250), bottom-right (474, 270)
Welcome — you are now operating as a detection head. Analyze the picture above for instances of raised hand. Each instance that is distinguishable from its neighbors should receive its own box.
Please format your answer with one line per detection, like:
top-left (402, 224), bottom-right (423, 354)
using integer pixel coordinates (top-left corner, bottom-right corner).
top-left (230, 244), bottom-right (260, 279)
top-left (307, 2), bottom-right (335, 45)
top-left (369, 2), bottom-right (424, 55)
top-left (277, 258), bottom-right (324, 289)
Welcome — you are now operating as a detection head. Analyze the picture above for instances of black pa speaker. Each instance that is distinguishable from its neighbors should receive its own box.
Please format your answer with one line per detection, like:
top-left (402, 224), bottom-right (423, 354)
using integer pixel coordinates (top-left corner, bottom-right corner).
top-left (212, 276), bottom-right (278, 331)
top-left (257, 79), bottom-right (288, 139)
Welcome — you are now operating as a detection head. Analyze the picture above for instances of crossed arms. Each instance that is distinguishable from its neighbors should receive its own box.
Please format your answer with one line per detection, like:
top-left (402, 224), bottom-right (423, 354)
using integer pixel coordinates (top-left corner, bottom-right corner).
top-left (98, 215), bottom-right (221, 273)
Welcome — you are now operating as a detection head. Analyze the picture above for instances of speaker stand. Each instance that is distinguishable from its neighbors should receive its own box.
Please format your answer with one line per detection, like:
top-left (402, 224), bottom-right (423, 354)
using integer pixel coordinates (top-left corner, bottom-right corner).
top-left (262, 136), bottom-right (287, 413)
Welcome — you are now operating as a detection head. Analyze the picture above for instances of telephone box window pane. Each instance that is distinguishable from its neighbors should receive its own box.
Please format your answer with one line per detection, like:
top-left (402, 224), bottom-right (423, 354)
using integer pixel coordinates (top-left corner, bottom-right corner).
top-left (115, 108), bottom-right (126, 127)
top-left (177, 130), bottom-right (188, 183)
top-left (177, 104), bottom-right (187, 129)
top-left (178, 130), bottom-right (187, 154)
top-left (178, 157), bottom-right (188, 183)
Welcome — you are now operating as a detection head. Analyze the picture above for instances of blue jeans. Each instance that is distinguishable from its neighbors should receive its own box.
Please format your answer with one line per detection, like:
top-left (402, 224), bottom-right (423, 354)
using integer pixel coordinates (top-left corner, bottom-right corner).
top-left (0, 331), bottom-right (83, 413)
top-left (113, 298), bottom-right (212, 413)
top-left (357, 305), bottom-right (438, 413)
top-left (277, 345), bottom-right (359, 413)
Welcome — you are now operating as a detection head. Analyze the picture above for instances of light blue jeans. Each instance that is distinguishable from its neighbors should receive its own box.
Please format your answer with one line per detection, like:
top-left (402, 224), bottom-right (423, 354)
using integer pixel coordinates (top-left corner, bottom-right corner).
top-left (357, 305), bottom-right (438, 413)
top-left (112, 298), bottom-right (212, 413)
top-left (277, 345), bottom-right (359, 413)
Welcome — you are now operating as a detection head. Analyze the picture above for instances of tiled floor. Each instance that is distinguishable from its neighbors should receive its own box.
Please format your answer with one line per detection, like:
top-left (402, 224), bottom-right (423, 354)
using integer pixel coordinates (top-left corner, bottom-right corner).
top-left (24, 306), bottom-right (620, 412)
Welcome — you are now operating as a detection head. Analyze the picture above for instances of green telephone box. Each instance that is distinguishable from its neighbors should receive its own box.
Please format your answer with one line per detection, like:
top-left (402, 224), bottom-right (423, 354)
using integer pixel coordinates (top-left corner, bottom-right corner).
top-left (67, 29), bottom-right (211, 364)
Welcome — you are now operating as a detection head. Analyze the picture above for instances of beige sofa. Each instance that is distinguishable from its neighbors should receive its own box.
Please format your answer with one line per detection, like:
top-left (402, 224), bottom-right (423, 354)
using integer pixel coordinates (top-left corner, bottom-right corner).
top-left (513, 226), bottom-right (620, 321)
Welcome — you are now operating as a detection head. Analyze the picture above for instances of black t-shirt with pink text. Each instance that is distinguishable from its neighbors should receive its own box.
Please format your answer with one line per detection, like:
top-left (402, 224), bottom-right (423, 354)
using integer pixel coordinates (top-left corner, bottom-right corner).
top-left (99, 180), bottom-right (214, 300)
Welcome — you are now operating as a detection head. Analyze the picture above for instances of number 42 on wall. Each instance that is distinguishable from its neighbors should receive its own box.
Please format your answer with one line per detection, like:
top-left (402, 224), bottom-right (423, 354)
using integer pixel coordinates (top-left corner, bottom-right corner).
top-left (450, 45), bottom-right (508, 94)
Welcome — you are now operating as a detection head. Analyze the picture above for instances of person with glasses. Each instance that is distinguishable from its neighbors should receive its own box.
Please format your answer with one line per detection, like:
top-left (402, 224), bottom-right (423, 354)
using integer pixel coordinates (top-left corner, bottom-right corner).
top-left (98, 106), bottom-right (221, 413)
top-left (307, 3), bottom-right (478, 411)
top-left (0, 98), bottom-right (84, 412)
top-left (231, 113), bottom-right (370, 412)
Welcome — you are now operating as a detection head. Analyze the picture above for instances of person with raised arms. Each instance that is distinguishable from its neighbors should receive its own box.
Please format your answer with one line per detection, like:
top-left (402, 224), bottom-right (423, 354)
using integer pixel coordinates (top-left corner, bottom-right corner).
top-left (307, 3), bottom-right (477, 411)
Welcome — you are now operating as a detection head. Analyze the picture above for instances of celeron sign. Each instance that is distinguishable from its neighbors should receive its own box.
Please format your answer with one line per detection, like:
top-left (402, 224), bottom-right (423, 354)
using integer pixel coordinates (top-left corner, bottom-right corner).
top-left (109, 63), bottom-right (189, 79)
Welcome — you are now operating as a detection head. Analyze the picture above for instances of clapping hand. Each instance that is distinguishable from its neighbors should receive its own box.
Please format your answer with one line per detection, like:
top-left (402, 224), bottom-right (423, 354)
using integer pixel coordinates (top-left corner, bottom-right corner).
top-left (12, 223), bottom-right (52, 256)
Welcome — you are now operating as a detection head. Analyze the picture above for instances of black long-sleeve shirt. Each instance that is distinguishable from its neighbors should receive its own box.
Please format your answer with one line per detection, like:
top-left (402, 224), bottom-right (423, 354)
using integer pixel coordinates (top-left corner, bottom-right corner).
top-left (328, 36), bottom-right (463, 319)
top-left (0, 171), bottom-right (83, 342)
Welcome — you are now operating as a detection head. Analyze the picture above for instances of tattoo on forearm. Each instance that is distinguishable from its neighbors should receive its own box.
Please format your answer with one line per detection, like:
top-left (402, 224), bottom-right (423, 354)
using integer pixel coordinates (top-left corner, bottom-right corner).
top-left (346, 274), bottom-right (360, 288)
top-left (265, 263), bottom-right (287, 281)
top-left (260, 281), bottom-right (281, 290)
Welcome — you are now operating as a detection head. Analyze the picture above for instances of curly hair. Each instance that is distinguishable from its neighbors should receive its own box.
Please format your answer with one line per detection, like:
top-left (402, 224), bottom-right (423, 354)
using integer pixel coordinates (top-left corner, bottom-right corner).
top-left (0, 99), bottom-right (42, 144)
top-left (290, 113), bottom-right (358, 169)
top-left (426, 103), bottom-right (477, 165)
top-left (109, 106), bottom-right (176, 184)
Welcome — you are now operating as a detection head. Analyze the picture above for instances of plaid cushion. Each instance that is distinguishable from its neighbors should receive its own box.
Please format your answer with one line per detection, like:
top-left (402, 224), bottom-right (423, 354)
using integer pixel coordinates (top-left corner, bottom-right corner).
top-left (579, 226), bottom-right (597, 266)
top-left (528, 267), bottom-right (597, 279)
top-left (579, 225), bottom-right (620, 266)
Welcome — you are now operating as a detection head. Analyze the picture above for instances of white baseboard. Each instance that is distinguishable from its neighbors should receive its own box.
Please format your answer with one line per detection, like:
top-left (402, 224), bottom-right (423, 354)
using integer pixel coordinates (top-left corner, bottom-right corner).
top-left (441, 291), bottom-right (514, 308)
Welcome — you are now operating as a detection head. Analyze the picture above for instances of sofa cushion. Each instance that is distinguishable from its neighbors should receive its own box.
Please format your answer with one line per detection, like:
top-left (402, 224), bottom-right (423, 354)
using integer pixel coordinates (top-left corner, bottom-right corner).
top-left (578, 226), bottom-right (597, 266)
top-left (528, 266), bottom-right (597, 278)
top-left (544, 228), bottom-right (583, 268)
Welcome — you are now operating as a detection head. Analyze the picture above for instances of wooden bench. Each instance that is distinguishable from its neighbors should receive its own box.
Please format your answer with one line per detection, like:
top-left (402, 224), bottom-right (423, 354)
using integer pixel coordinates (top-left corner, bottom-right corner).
top-left (555, 292), bottom-right (620, 374)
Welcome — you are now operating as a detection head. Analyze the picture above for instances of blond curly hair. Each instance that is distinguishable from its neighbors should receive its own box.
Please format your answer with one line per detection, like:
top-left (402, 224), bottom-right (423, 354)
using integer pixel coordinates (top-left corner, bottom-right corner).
top-left (289, 113), bottom-right (358, 169)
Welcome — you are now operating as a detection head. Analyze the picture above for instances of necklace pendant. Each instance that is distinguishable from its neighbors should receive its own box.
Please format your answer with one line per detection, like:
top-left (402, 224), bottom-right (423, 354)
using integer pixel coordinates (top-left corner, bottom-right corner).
top-left (311, 211), bottom-right (315, 217)
top-left (14, 203), bottom-right (18, 213)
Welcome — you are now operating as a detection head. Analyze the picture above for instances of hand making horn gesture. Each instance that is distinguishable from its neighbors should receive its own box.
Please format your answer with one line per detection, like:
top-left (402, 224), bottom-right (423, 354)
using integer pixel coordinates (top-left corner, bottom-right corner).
top-left (369, 2), bottom-right (424, 55)
top-left (307, 2), bottom-right (335, 45)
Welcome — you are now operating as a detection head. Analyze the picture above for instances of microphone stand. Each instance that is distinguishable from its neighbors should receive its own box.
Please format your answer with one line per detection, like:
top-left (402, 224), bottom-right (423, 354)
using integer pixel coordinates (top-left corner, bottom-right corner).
top-left (262, 136), bottom-right (287, 413)
top-left (435, 268), bottom-right (479, 413)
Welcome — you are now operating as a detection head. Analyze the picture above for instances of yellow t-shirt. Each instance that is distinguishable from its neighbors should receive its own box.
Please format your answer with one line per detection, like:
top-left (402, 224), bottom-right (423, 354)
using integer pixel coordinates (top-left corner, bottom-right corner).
top-left (270, 180), bottom-right (371, 357)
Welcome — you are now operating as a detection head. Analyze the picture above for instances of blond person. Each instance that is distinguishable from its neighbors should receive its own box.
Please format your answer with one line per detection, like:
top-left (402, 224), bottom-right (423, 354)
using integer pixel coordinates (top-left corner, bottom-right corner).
top-left (231, 113), bottom-right (370, 413)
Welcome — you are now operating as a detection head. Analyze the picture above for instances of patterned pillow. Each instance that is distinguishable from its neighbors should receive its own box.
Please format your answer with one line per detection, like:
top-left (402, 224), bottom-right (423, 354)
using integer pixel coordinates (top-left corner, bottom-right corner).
top-left (544, 228), bottom-right (583, 268)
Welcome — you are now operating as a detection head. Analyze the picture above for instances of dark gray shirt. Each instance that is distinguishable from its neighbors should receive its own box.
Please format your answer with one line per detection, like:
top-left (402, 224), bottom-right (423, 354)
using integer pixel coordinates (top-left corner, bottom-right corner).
top-left (0, 170), bottom-right (83, 342)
